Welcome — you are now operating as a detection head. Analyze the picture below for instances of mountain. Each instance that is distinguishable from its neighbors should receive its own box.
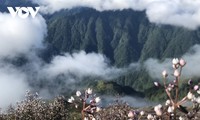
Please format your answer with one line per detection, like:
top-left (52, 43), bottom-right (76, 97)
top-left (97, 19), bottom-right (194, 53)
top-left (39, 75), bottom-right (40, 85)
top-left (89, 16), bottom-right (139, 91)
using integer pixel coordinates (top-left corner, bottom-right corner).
top-left (1, 1), bottom-right (200, 97)
top-left (44, 8), bottom-right (200, 66)
top-left (42, 8), bottom-right (200, 92)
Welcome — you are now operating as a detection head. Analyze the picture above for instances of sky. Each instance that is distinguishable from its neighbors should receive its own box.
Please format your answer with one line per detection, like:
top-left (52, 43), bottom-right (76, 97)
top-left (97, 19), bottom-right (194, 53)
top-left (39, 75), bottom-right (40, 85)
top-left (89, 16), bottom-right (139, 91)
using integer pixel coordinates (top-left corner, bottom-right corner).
top-left (33, 0), bottom-right (200, 29)
top-left (0, 0), bottom-right (200, 109)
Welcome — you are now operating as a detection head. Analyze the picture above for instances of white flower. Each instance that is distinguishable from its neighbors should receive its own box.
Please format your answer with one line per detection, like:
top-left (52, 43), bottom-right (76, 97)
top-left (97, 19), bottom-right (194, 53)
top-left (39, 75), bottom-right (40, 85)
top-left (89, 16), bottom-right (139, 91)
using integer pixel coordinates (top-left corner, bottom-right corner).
top-left (179, 116), bottom-right (185, 120)
top-left (167, 87), bottom-right (172, 92)
top-left (86, 88), bottom-right (93, 94)
top-left (167, 106), bottom-right (174, 113)
top-left (71, 96), bottom-right (75, 101)
top-left (172, 58), bottom-right (179, 65)
top-left (165, 100), bottom-right (171, 106)
top-left (75, 104), bottom-right (78, 108)
top-left (196, 97), bottom-right (200, 103)
top-left (194, 85), bottom-right (199, 91)
top-left (158, 104), bottom-right (162, 108)
top-left (92, 118), bottom-right (96, 120)
top-left (76, 91), bottom-right (81, 97)
top-left (155, 109), bottom-right (162, 116)
top-left (140, 111), bottom-right (145, 116)
top-left (68, 96), bottom-right (75, 103)
top-left (96, 107), bottom-right (101, 112)
top-left (154, 82), bottom-right (159, 87)
top-left (174, 69), bottom-right (180, 77)
top-left (187, 92), bottom-right (194, 100)
top-left (197, 90), bottom-right (200, 94)
top-left (128, 111), bottom-right (134, 118)
top-left (147, 114), bottom-right (153, 119)
top-left (84, 117), bottom-right (88, 120)
top-left (179, 58), bottom-right (186, 67)
top-left (162, 70), bottom-right (168, 78)
top-left (95, 97), bottom-right (101, 103)
top-left (154, 104), bottom-right (162, 116)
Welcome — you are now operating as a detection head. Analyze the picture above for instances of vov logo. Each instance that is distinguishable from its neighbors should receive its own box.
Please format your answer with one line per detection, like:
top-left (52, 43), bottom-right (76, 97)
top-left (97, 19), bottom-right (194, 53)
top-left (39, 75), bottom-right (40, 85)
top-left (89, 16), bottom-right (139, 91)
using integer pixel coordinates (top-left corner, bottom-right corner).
top-left (7, 7), bottom-right (40, 18)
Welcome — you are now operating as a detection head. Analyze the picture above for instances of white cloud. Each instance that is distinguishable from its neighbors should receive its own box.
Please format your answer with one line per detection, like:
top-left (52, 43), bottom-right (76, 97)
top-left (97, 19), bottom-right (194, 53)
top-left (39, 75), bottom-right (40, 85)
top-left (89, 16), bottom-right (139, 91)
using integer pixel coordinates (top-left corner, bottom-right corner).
top-left (144, 58), bottom-right (172, 80)
top-left (0, 12), bottom-right (47, 109)
top-left (34, 0), bottom-right (200, 29)
top-left (42, 51), bottom-right (126, 80)
top-left (0, 13), bottom-right (47, 58)
top-left (146, 0), bottom-right (200, 29)
top-left (0, 64), bottom-right (29, 110)
top-left (182, 45), bottom-right (200, 78)
top-left (144, 45), bottom-right (200, 80)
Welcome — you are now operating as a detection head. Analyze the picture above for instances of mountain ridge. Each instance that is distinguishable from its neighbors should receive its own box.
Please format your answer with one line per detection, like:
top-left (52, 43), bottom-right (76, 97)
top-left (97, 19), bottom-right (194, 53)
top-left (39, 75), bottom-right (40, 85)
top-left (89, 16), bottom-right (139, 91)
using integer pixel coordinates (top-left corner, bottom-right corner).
top-left (44, 8), bottom-right (200, 67)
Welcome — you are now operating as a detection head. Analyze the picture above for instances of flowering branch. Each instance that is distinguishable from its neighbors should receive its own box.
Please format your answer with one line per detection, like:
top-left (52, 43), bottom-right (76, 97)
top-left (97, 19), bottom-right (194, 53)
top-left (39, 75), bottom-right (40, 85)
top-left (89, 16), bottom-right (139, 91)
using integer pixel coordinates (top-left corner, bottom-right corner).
top-left (68, 88), bottom-right (101, 120)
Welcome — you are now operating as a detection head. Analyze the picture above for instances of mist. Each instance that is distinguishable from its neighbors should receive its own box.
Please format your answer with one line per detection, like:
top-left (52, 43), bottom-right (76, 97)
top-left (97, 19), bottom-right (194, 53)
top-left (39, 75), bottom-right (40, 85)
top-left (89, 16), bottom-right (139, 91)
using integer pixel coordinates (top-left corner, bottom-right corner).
top-left (0, 63), bottom-right (29, 109)
top-left (0, 12), bottom-right (47, 109)
top-left (144, 44), bottom-right (200, 80)
top-left (33, 0), bottom-right (200, 29)
top-left (100, 95), bottom-right (156, 108)
top-left (0, 13), bottom-right (47, 58)
top-left (42, 51), bottom-right (140, 80)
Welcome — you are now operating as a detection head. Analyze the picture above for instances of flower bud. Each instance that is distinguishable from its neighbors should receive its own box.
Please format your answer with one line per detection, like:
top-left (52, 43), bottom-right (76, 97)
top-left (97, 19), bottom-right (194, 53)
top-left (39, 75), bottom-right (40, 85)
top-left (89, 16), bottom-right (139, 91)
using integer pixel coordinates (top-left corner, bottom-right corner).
top-left (167, 106), bottom-right (174, 113)
top-left (194, 85), bottom-right (199, 91)
top-left (174, 69), bottom-right (180, 77)
top-left (179, 58), bottom-right (186, 67)
top-left (167, 87), bottom-right (172, 92)
top-left (86, 88), bottom-right (92, 94)
top-left (179, 116), bottom-right (185, 120)
top-left (84, 117), bottom-right (89, 120)
top-left (187, 92), bottom-right (194, 100)
top-left (197, 90), bottom-right (200, 94)
top-left (165, 100), bottom-right (171, 106)
top-left (76, 91), bottom-right (81, 97)
top-left (172, 58), bottom-right (179, 65)
top-left (95, 97), bottom-right (101, 103)
top-left (154, 82), bottom-right (160, 87)
top-left (154, 104), bottom-right (162, 116)
top-left (128, 111), bottom-right (134, 118)
top-left (96, 107), bottom-right (101, 112)
top-left (147, 114), bottom-right (153, 119)
top-left (75, 104), bottom-right (78, 108)
top-left (162, 70), bottom-right (168, 78)
top-left (68, 96), bottom-right (75, 103)
top-left (140, 111), bottom-right (145, 116)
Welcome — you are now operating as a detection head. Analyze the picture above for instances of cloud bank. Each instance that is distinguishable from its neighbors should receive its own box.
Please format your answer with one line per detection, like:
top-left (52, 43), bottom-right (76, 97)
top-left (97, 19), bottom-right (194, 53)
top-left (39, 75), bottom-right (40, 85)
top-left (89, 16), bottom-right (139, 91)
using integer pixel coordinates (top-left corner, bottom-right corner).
top-left (33, 0), bottom-right (200, 29)
top-left (0, 13), bottom-right (47, 58)
top-left (42, 51), bottom-right (136, 80)
top-left (144, 45), bottom-right (200, 80)
top-left (0, 63), bottom-right (29, 109)
top-left (0, 12), bottom-right (47, 109)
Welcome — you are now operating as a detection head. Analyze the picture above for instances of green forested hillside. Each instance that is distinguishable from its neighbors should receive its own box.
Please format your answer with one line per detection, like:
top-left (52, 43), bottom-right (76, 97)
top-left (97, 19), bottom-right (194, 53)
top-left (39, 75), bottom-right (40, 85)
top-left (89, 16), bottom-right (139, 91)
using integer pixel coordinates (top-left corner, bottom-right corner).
top-left (45, 8), bottom-right (200, 66)
top-left (43, 8), bottom-right (200, 93)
